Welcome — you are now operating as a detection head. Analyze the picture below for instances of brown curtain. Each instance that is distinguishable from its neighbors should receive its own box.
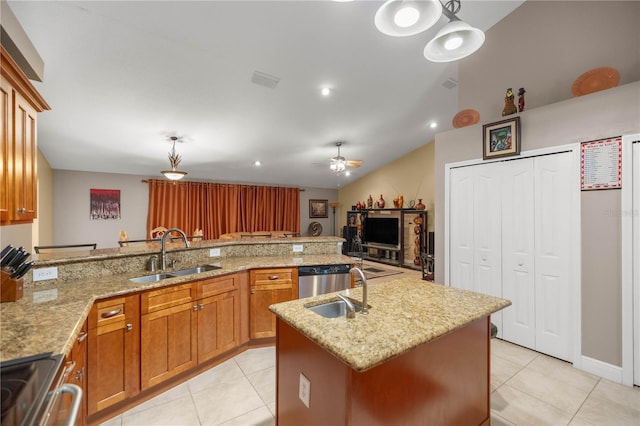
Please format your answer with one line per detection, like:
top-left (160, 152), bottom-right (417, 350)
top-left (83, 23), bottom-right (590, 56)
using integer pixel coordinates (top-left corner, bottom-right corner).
top-left (147, 180), bottom-right (300, 239)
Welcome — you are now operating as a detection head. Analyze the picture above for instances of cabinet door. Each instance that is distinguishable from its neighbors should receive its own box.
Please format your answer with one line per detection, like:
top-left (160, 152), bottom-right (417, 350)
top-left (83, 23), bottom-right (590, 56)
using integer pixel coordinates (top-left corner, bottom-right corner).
top-left (0, 78), bottom-right (11, 223)
top-left (87, 295), bottom-right (140, 415)
top-left (197, 290), bottom-right (240, 363)
top-left (141, 302), bottom-right (198, 389)
top-left (250, 269), bottom-right (297, 339)
top-left (11, 89), bottom-right (37, 222)
top-left (59, 322), bottom-right (88, 425)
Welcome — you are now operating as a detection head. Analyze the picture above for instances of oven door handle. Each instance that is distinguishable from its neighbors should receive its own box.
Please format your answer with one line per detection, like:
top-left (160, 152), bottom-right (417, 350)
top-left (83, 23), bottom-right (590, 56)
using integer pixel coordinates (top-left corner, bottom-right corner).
top-left (58, 384), bottom-right (83, 426)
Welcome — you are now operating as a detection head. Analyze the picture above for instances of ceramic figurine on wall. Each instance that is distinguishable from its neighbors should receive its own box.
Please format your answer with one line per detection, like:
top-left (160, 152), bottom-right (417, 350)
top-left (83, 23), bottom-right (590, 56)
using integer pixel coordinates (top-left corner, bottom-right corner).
top-left (367, 195), bottom-right (373, 209)
top-left (518, 87), bottom-right (526, 112)
top-left (502, 88), bottom-right (517, 116)
top-left (377, 194), bottom-right (385, 208)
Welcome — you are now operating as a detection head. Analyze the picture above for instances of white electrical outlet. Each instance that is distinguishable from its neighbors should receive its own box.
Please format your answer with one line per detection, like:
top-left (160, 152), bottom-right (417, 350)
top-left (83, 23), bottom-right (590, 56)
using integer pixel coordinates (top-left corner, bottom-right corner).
top-left (299, 373), bottom-right (310, 408)
top-left (209, 248), bottom-right (221, 257)
top-left (337, 242), bottom-right (343, 254)
top-left (293, 244), bottom-right (304, 253)
top-left (33, 267), bottom-right (58, 281)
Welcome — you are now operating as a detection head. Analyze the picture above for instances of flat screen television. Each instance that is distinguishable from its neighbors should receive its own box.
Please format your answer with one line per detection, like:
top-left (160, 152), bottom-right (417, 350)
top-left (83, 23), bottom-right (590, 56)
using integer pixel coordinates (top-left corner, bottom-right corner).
top-left (364, 217), bottom-right (399, 247)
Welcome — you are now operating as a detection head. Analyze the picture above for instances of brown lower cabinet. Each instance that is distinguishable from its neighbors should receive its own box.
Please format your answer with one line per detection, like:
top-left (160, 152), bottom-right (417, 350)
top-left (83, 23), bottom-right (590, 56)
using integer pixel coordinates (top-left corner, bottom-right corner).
top-left (249, 268), bottom-right (298, 339)
top-left (140, 274), bottom-right (241, 389)
top-left (87, 294), bottom-right (140, 416)
top-left (84, 269), bottom-right (292, 421)
top-left (59, 321), bottom-right (88, 425)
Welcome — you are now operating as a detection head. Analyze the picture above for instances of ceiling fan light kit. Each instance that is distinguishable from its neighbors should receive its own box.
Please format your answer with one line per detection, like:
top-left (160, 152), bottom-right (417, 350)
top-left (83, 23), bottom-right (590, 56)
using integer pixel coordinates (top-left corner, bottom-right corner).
top-left (374, 0), bottom-right (485, 63)
top-left (330, 141), bottom-right (361, 176)
top-left (161, 136), bottom-right (188, 180)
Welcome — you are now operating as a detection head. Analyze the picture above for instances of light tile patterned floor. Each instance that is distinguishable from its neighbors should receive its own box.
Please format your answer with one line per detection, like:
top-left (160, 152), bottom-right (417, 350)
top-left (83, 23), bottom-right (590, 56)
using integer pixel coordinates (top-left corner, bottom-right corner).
top-left (101, 263), bottom-right (640, 426)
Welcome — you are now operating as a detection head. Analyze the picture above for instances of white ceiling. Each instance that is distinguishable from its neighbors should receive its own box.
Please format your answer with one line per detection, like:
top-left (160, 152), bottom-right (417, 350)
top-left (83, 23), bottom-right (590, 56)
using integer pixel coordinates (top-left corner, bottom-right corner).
top-left (8, 0), bottom-right (524, 189)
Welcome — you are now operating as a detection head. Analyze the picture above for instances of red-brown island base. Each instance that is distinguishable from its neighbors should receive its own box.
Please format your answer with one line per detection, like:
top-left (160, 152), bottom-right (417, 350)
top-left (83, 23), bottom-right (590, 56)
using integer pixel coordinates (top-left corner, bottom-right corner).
top-left (276, 316), bottom-right (491, 426)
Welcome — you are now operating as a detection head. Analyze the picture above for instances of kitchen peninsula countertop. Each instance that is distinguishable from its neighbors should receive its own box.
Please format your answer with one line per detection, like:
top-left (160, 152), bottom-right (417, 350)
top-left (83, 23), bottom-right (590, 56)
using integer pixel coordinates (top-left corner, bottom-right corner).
top-left (0, 253), bottom-right (352, 362)
top-left (270, 278), bottom-right (511, 372)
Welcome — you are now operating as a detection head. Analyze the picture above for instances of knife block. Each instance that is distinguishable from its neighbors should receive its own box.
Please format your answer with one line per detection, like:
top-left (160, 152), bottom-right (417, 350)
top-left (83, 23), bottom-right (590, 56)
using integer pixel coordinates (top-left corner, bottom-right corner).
top-left (1, 270), bottom-right (23, 302)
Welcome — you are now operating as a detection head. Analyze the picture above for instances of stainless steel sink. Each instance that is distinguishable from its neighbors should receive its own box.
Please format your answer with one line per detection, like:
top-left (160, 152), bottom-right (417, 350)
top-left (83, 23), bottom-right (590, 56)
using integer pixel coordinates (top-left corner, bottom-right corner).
top-left (128, 273), bottom-right (175, 283)
top-left (170, 264), bottom-right (222, 276)
top-left (307, 299), bottom-right (364, 318)
top-left (129, 264), bottom-right (222, 283)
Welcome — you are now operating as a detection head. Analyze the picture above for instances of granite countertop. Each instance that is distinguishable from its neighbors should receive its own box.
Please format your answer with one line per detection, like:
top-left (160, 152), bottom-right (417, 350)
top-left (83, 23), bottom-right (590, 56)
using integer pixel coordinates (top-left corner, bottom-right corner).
top-left (269, 278), bottom-right (511, 372)
top-left (0, 253), bottom-right (353, 362)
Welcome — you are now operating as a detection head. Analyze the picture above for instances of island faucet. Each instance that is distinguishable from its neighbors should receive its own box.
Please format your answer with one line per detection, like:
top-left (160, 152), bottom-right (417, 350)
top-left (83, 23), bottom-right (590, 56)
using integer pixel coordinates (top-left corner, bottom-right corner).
top-left (350, 267), bottom-right (369, 315)
top-left (161, 228), bottom-right (190, 270)
top-left (336, 293), bottom-right (356, 319)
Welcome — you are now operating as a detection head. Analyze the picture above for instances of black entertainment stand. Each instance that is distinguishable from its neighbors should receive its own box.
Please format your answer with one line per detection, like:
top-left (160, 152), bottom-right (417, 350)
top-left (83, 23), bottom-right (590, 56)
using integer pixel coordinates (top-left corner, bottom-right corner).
top-left (343, 208), bottom-right (428, 270)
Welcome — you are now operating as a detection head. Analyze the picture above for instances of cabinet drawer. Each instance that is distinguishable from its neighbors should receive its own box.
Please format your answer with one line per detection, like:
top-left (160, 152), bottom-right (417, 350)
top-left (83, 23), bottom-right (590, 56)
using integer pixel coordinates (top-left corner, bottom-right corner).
top-left (197, 274), bottom-right (237, 299)
top-left (89, 297), bottom-right (129, 330)
top-left (141, 283), bottom-right (197, 314)
top-left (251, 268), bottom-right (294, 285)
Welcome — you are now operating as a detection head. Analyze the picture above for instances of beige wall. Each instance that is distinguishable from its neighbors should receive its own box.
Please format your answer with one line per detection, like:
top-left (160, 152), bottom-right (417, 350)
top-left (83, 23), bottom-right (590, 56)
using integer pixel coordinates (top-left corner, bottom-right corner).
top-left (435, 82), bottom-right (640, 367)
top-left (338, 142), bottom-right (435, 234)
top-left (36, 148), bottom-right (53, 245)
top-left (459, 1), bottom-right (640, 124)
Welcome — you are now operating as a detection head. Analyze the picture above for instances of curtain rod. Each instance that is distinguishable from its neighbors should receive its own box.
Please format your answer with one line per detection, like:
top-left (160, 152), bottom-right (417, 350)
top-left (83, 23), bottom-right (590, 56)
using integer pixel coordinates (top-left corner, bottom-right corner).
top-left (140, 179), bottom-right (305, 191)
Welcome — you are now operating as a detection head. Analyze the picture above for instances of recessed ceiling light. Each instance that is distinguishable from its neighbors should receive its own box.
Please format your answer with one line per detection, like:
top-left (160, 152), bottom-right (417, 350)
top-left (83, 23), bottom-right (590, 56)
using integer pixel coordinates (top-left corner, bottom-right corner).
top-left (254, 160), bottom-right (261, 166)
top-left (321, 87), bottom-right (331, 96)
top-left (430, 122), bottom-right (438, 129)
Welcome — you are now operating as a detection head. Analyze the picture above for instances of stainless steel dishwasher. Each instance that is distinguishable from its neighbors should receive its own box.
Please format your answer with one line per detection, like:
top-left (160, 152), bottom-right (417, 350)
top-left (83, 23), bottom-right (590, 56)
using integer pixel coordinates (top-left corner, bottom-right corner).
top-left (298, 264), bottom-right (351, 298)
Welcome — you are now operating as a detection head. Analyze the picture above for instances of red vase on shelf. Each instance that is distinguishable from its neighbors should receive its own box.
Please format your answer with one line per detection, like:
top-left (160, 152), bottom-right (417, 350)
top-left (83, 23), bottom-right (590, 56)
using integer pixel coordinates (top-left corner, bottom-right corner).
top-left (415, 199), bottom-right (425, 210)
top-left (377, 194), bottom-right (385, 208)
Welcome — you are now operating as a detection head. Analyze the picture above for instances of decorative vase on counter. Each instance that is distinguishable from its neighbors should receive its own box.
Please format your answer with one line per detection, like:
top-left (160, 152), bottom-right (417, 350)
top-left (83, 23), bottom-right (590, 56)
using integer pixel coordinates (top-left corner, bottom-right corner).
top-left (376, 194), bottom-right (385, 209)
top-left (367, 195), bottom-right (373, 209)
top-left (415, 199), bottom-right (425, 210)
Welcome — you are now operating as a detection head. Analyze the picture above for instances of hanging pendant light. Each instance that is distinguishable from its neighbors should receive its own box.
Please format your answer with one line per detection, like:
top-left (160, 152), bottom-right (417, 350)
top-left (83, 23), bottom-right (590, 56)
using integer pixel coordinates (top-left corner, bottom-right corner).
top-left (374, 0), bottom-right (443, 37)
top-left (424, 0), bottom-right (485, 62)
top-left (161, 136), bottom-right (187, 180)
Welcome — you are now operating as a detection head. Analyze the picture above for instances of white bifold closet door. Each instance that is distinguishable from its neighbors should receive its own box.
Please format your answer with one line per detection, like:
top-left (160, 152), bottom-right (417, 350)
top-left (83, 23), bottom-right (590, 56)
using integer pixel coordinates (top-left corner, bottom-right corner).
top-left (449, 151), bottom-right (573, 361)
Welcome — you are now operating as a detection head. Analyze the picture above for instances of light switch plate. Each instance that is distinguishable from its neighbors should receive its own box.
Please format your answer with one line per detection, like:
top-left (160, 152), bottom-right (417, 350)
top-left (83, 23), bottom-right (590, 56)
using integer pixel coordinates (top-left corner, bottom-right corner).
top-left (33, 267), bottom-right (58, 281)
top-left (209, 248), bottom-right (221, 257)
top-left (293, 244), bottom-right (304, 253)
top-left (299, 373), bottom-right (310, 408)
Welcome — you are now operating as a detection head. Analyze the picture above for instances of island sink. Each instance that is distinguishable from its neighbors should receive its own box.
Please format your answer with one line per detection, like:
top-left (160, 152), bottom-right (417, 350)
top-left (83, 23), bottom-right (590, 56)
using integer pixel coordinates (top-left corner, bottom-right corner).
top-left (307, 299), bottom-right (366, 318)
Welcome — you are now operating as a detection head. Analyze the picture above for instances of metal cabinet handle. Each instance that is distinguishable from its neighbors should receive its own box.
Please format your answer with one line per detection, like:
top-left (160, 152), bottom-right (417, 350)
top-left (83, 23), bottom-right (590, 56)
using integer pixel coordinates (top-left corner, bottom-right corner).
top-left (192, 305), bottom-right (198, 311)
top-left (268, 275), bottom-right (279, 280)
top-left (77, 331), bottom-right (88, 343)
top-left (74, 367), bottom-right (85, 383)
top-left (199, 304), bottom-right (204, 310)
top-left (64, 360), bottom-right (76, 377)
top-left (250, 288), bottom-right (256, 294)
top-left (101, 308), bottom-right (122, 318)
top-left (59, 384), bottom-right (83, 426)
top-left (126, 323), bottom-right (133, 331)
top-left (16, 207), bottom-right (26, 214)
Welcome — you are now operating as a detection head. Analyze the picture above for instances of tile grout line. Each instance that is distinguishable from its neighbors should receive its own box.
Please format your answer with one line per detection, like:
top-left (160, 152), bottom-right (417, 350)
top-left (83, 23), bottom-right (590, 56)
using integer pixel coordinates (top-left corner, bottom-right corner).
top-left (566, 377), bottom-right (601, 425)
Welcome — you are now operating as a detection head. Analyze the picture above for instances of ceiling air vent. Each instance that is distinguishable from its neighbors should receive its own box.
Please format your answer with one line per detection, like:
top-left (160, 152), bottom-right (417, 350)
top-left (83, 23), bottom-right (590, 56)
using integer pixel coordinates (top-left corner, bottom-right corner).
top-left (251, 70), bottom-right (280, 89)
top-left (442, 78), bottom-right (458, 89)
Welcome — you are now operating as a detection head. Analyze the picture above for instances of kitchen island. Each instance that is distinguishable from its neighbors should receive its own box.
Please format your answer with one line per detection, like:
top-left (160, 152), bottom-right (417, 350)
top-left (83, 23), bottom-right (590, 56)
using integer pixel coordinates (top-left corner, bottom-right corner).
top-left (270, 278), bottom-right (511, 426)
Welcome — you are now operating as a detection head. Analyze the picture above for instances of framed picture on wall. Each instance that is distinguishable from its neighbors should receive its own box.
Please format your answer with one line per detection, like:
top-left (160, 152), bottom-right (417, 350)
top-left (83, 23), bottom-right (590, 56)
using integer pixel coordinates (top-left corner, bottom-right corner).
top-left (309, 199), bottom-right (328, 218)
top-left (483, 116), bottom-right (521, 160)
top-left (90, 188), bottom-right (121, 220)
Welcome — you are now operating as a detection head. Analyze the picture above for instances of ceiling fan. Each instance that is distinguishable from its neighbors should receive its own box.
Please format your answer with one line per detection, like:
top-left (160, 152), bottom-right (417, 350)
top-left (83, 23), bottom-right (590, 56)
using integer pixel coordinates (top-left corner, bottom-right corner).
top-left (330, 142), bottom-right (362, 175)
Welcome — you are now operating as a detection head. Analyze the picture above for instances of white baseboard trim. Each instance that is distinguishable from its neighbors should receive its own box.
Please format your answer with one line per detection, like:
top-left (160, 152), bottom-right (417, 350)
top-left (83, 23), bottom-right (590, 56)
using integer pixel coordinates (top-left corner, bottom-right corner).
top-left (579, 355), bottom-right (623, 384)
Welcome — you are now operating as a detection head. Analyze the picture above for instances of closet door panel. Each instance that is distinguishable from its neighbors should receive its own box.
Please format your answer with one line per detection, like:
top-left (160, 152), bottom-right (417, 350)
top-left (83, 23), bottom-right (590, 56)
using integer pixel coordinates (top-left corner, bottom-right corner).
top-left (502, 158), bottom-right (535, 347)
top-left (534, 152), bottom-right (573, 361)
top-left (473, 164), bottom-right (503, 332)
top-left (450, 167), bottom-right (475, 291)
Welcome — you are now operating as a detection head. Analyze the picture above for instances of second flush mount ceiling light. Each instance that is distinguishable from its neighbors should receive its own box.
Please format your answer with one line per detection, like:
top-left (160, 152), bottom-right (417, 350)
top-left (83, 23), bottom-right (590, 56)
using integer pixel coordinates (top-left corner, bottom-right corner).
top-left (374, 0), bottom-right (485, 62)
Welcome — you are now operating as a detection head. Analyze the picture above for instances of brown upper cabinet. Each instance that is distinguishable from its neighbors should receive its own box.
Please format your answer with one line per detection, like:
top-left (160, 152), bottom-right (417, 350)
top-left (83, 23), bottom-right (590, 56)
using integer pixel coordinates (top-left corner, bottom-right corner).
top-left (0, 47), bottom-right (50, 225)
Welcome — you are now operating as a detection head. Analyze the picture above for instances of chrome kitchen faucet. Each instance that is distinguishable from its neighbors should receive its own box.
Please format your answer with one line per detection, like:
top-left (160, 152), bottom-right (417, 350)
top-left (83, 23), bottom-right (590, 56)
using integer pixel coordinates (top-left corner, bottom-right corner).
top-left (161, 228), bottom-right (190, 270)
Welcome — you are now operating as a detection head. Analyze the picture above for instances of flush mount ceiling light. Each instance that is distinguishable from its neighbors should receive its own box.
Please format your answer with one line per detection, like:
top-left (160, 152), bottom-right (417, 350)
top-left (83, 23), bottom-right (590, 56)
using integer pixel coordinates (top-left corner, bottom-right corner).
top-left (375, 0), bottom-right (442, 37)
top-left (424, 0), bottom-right (485, 62)
top-left (161, 136), bottom-right (187, 180)
top-left (373, 0), bottom-right (484, 63)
